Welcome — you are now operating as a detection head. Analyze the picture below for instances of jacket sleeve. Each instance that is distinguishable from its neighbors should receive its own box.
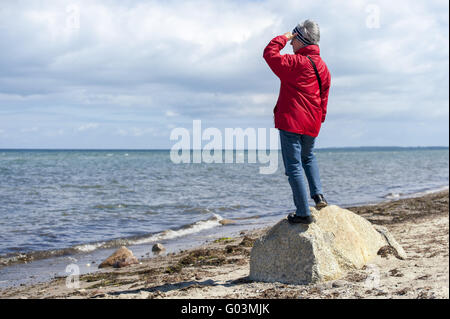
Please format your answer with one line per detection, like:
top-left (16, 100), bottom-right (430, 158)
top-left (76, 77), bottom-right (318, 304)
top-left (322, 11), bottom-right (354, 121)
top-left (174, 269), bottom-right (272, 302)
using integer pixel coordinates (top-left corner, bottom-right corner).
top-left (320, 70), bottom-right (331, 123)
top-left (263, 35), bottom-right (298, 81)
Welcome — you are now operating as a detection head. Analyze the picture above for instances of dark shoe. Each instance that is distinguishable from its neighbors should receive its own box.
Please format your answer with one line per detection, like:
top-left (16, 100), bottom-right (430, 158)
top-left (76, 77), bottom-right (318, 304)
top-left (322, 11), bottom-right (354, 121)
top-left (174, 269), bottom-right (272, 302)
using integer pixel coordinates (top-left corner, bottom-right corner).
top-left (313, 194), bottom-right (328, 209)
top-left (287, 213), bottom-right (315, 225)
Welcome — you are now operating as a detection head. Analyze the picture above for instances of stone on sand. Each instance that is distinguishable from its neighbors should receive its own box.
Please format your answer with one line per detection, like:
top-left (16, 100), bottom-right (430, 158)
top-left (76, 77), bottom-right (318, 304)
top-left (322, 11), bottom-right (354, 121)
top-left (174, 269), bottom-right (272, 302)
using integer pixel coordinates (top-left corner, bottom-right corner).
top-left (249, 205), bottom-right (405, 284)
top-left (219, 219), bottom-right (237, 225)
top-left (98, 246), bottom-right (139, 268)
top-left (152, 243), bottom-right (166, 253)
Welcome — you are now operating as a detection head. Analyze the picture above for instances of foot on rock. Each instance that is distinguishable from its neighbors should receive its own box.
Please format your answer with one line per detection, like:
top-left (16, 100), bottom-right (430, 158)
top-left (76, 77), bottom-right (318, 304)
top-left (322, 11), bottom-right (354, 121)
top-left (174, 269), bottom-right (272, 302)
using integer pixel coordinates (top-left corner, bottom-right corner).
top-left (313, 194), bottom-right (328, 209)
top-left (287, 213), bottom-right (315, 225)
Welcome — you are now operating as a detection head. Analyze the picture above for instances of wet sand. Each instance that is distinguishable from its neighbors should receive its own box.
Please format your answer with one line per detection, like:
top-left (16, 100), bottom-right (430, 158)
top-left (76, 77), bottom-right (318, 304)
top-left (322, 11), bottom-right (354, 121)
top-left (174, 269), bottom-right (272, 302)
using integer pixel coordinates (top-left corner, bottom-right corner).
top-left (0, 190), bottom-right (448, 299)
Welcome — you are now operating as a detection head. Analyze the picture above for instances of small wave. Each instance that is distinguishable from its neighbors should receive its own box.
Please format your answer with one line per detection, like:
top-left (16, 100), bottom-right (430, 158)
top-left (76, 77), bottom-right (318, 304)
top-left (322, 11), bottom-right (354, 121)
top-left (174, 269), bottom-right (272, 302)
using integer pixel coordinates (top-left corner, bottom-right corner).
top-left (75, 214), bottom-right (224, 250)
top-left (131, 214), bottom-right (224, 245)
top-left (93, 203), bottom-right (127, 209)
top-left (0, 247), bottom-right (78, 267)
top-left (424, 185), bottom-right (449, 193)
top-left (406, 185), bottom-right (449, 198)
top-left (0, 214), bottom-right (225, 267)
top-left (383, 192), bottom-right (401, 199)
top-left (73, 242), bottom-right (105, 253)
top-left (382, 185), bottom-right (449, 201)
top-left (216, 204), bottom-right (244, 212)
top-left (60, 184), bottom-right (104, 189)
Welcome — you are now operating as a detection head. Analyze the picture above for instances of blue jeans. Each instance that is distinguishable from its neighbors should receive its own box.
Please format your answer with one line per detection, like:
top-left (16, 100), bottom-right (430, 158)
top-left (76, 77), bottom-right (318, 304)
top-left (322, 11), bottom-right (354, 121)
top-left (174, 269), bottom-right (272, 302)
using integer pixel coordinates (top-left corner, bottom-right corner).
top-left (279, 129), bottom-right (323, 217)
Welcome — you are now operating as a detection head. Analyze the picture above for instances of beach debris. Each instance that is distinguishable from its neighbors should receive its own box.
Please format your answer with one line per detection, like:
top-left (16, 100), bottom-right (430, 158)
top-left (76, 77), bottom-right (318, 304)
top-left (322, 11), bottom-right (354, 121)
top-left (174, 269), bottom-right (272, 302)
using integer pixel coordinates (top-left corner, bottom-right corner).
top-left (213, 237), bottom-right (233, 243)
top-left (115, 258), bottom-right (139, 268)
top-left (164, 248), bottom-right (230, 274)
top-left (14, 254), bottom-right (34, 264)
top-left (388, 268), bottom-right (404, 277)
top-left (239, 236), bottom-right (256, 247)
top-left (98, 246), bottom-right (139, 268)
top-left (152, 243), bottom-right (165, 253)
top-left (373, 225), bottom-right (407, 260)
top-left (395, 287), bottom-right (410, 296)
top-left (331, 280), bottom-right (347, 288)
top-left (249, 205), bottom-right (406, 284)
top-left (377, 245), bottom-right (397, 259)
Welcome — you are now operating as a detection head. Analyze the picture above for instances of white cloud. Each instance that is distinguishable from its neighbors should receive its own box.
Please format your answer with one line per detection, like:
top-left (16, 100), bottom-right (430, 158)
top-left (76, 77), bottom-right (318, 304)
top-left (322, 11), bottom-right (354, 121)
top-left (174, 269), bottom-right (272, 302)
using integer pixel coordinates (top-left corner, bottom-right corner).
top-left (20, 127), bottom-right (39, 133)
top-left (116, 127), bottom-right (155, 137)
top-left (43, 129), bottom-right (65, 137)
top-left (165, 110), bottom-right (179, 117)
top-left (77, 123), bottom-right (99, 131)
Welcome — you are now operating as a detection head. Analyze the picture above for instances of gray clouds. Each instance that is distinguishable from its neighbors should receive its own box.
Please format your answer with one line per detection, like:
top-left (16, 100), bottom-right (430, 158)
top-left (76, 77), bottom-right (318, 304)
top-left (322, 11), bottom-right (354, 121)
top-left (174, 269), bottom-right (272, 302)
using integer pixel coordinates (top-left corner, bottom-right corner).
top-left (0, 0), bottom-right (448, 148)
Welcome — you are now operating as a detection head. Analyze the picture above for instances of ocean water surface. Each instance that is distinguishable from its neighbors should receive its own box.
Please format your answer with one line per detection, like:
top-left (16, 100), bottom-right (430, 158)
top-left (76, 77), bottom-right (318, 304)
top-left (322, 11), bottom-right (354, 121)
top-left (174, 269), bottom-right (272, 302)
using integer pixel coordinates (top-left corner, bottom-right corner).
top-left (0, 147), bottom-right (448, 287)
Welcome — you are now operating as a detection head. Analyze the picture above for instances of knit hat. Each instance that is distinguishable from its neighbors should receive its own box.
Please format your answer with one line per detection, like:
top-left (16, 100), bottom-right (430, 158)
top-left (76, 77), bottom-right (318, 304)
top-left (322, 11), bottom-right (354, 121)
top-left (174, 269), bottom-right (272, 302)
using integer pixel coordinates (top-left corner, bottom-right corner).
top-left (292, 25), bottom-right (313, 45)
top-left (292, 20), bottom-right (320, 45)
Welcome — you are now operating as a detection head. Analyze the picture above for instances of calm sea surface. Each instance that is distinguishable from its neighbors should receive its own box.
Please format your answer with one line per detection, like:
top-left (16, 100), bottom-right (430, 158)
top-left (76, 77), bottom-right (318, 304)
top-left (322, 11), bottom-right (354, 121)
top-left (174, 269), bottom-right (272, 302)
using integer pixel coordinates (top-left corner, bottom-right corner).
top-left (0, 147), bottom-right (448, 284)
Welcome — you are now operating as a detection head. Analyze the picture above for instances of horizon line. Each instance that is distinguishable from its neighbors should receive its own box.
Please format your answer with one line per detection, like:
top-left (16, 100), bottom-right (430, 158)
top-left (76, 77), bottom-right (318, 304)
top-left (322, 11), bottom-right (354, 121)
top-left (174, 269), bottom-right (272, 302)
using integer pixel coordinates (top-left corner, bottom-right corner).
top-left (0, 146), bottom-right (448, 151)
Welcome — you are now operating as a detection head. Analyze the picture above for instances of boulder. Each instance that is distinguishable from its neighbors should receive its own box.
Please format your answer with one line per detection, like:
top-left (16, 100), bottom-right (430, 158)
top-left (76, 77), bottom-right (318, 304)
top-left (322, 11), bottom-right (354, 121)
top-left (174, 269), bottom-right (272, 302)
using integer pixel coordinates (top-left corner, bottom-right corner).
top-left (98, 246), bottom-right (139, 268)
top-left (249, 205), bottom-right (404, 284)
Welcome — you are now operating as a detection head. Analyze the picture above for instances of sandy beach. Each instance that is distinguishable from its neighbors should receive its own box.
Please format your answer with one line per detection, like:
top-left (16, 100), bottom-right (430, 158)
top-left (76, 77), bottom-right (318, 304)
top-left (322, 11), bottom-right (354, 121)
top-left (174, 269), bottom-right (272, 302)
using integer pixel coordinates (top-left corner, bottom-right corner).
top-left (0, 190), bottom-right (448, 299)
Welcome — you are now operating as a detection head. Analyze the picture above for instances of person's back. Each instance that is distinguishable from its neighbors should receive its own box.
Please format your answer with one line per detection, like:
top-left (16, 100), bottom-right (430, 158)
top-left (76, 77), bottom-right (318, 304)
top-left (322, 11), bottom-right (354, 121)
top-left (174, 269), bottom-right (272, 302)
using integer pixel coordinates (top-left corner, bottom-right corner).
top-left (263, 20), bottom-right (331, 137)
top-left (263, 20), bottom-right (331, 224)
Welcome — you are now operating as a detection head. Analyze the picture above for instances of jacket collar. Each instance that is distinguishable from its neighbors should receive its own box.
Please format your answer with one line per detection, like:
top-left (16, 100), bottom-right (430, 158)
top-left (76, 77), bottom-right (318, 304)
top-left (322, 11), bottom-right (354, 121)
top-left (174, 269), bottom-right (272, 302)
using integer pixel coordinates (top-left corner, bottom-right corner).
top-left (295, 44), bottom-right (320, 56)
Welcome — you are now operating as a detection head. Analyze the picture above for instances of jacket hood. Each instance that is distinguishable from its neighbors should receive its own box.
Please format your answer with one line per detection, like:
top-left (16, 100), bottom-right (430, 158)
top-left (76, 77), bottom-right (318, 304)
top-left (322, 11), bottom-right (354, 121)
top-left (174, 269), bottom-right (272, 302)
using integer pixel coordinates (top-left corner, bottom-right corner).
top-left (296, 44), bottom-right (320, 56)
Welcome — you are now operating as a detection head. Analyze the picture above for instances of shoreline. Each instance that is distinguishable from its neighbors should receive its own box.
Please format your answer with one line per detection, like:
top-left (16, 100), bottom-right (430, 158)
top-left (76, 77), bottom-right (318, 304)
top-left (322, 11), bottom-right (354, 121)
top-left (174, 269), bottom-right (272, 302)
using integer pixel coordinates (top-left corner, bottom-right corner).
top-left (1, 184), bottom-right (448, 271)
top-left (0, 190), bottom-right (448, 299)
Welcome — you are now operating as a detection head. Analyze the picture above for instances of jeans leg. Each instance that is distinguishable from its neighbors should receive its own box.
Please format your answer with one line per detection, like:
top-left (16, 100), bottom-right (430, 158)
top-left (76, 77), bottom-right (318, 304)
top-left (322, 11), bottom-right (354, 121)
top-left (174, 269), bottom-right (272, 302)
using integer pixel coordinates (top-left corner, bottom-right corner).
top-left (279, 130), bottom-right (311, 217)
top-left (300, 134), bottom-right (323, 198)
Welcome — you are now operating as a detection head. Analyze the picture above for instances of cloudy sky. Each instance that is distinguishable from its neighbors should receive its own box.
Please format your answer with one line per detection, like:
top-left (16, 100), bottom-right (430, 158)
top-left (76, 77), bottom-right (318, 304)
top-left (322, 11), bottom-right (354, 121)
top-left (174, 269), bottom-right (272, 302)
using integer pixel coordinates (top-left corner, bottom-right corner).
top-left (0, 0), bottom-right (448, 149)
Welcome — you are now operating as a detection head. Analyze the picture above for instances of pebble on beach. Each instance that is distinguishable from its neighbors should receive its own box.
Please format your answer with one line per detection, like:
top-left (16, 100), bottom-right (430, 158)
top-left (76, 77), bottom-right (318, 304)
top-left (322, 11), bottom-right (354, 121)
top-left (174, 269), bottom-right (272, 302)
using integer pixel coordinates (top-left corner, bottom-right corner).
top-left (219, 219), bottom-right (237, 225)
top-left (98, 246), bottom-right (139, 269)
top-left (152, 243), bottom-right (166, 253)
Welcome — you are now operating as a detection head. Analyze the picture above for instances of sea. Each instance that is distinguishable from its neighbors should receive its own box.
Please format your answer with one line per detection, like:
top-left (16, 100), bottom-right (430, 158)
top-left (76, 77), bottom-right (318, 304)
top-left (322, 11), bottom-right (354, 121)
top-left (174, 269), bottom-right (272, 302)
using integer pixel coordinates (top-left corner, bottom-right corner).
top-left (0, 147), bottom-right (448, 288)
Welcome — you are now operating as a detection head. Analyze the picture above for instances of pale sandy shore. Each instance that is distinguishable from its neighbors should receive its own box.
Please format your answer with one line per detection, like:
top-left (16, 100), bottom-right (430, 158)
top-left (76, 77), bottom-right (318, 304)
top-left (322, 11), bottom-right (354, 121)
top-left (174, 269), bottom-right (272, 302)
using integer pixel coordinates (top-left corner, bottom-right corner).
top-left (1, 191), bottom-right (448, 299)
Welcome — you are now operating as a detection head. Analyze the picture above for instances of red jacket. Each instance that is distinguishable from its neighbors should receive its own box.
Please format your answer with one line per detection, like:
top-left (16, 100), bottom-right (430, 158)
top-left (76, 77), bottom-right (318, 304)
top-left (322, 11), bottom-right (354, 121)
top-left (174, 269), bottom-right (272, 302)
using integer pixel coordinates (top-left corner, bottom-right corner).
top-left (263, 35), bottom-right (331, 137)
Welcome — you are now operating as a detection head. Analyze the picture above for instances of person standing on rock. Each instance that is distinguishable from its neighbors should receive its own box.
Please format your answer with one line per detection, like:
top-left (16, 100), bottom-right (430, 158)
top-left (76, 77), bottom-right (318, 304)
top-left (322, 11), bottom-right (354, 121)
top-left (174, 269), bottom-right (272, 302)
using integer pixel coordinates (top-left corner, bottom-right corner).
top-left (263, 20), bottom-right (331, 224)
